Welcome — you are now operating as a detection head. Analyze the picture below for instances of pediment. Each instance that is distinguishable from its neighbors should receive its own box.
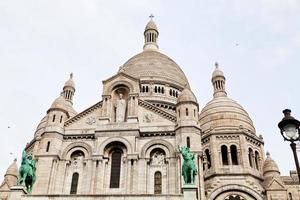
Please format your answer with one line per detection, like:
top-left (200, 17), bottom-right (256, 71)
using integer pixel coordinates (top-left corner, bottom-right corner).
top-left (102, 72), bottom-right (140, 95)
top-left (138, 99), bottom-right (176, 125)
top-left (266, 178), bottom-right (286, 190)
top-left (64, 101), bottom-right (102, 128)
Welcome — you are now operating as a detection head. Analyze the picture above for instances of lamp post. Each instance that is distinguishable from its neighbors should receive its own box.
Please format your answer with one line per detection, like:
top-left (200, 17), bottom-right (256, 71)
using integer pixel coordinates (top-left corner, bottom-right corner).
top-left (278, 109), bottom-right (300, 182)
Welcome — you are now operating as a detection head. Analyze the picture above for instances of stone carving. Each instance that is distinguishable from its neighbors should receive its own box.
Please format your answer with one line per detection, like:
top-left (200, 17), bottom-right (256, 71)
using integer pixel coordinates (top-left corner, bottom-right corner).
top-left (18, 150), bottom-right (36, 193)
top-left (115, 93), bottom-right (126, 122)
top-left (178, 146), bottom-right (197, 185)
top-left (151, 151), bottom-right (165, 165)
top-left (143, 113), bottom-right (154, 123)
top-left (86, 116), bottom-right (96, 125)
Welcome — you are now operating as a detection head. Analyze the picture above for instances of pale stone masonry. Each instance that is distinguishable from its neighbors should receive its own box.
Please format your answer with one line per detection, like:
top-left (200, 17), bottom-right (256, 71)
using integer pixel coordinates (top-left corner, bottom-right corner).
top-left (0, 18), bottom-right (299, 200)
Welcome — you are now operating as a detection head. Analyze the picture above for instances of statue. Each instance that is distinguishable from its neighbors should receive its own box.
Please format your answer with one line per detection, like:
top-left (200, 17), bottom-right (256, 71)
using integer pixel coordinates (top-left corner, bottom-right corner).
top-left (178, 146), bottom-right (197, 185)
top-left (115, 93), bottom-right (126, 122)
top-left (18, 150), bottom-right (36, 193)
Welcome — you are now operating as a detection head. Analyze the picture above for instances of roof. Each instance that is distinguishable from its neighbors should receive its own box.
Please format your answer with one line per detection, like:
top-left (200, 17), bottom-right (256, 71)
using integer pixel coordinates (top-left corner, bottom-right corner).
top-left (178, 87), bottom-right (197, 103)
top-left (119, 50), bottom-right (189, 89)
top-left (199, 96), bottom-right (256, 134)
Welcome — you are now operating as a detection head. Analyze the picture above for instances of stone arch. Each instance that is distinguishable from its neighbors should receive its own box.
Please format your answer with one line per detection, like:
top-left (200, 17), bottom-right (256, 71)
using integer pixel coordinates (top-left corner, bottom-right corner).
top-left (208, 184), bottom-right (263, 200)
top-left (106, 80), bottom-right (135, 95)
top-left (141, 139), bottom-right (175, 158)
top-left (98, 137), bottom-right (133, 155)
top-left (62, 142), bottom-right (92, 160)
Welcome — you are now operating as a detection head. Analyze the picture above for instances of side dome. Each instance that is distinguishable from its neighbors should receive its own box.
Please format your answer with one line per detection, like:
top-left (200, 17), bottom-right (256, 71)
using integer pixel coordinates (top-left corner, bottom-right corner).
top-left (120, 51), bottom-right (189, 89)
top-left (263, 152), bottom-right (280, 177)
top-left (178, 87), bottom-right (197, 103)
top-left (199, 64), bottom-right (255, 134)
top-left (5, 159), bottom-right (18, 178)
top-left (199, 97), bottom-right (255, 133)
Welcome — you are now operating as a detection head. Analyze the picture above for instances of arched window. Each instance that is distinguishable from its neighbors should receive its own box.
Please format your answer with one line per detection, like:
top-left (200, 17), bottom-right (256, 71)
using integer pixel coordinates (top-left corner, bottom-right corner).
top-left (172, 90), bottom-right (175, 97)
top-left (46, 141), bottom-right (50, 152)
top-left (169, 89), bottom-right (172, 96)
top-left (255, 151), bottom-right (260, 170)
top-left (205, 149), bottom-right (211, 169)
top-left (186, 137), bottom-right (190, 148)
top-left (154, 171), bottom-right (162, 194)
top-left (185, 108), bottom-right (188, 116)
top-left (60, 115), bottom-right (63, 123)
top-left (154, 86), bottom-right (157, 93)
top-left (158, 87), bottom-right (161, 93)
top-left (52, 114), bottom-right (56, 122)
top-left (176, 91), bottom-right (178, 97)
top-left (110, 150), bottom-right (122, 188)
top-left (230, 145), bottom-right (238, 165)
top-left (248, 148), bottom-right (253, 168)
top-left (70, 172), bottom-right (79, 194)
top-left (194, 109), bottom-right (196, 117)
top-left (221, 145), bottom-right (229, 165)
top-left (178, 109), bottom-right (180, 117)
top-left (288, 192), bottom-right (293, 200)
top-left (161, 87), bottom-right (164, 94)
top-left (146, 86), bottom-right (149, 93)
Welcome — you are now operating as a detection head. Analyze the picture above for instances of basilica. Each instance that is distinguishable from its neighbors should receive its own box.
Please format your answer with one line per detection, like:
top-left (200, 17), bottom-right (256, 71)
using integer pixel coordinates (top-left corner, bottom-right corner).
top-left (0, 18), bottom-right (299, 200)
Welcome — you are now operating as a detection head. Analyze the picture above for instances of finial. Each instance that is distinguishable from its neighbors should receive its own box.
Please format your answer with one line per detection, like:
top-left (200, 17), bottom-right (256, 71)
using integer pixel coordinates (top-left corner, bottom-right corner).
top-left (215, 62), bottom-right (219, 69)
top-left (70, 73), bottom-right (73, 79)
top-left (266, 152), bottom-right (270, 158)
top-left (14, 158), bottom-right (17, 162)
top-left (149, 14), bottom-right (154, 19)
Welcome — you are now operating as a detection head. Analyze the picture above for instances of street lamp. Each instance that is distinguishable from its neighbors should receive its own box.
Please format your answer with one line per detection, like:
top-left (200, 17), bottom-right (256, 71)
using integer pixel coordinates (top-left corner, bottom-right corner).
top-left (278, 109), bottom-right (300, 182)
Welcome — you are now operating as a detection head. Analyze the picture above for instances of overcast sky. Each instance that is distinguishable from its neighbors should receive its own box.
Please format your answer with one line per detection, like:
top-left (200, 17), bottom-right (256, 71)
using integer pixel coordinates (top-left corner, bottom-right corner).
top-left (0, 0), bottom-right (300, 179)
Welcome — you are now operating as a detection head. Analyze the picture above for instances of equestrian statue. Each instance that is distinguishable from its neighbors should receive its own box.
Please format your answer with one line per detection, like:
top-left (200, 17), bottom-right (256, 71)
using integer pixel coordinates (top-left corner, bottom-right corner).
top-left (178, 146), bottom-right (198, 185)
top-left (18, 150), bottom-right (36, 193)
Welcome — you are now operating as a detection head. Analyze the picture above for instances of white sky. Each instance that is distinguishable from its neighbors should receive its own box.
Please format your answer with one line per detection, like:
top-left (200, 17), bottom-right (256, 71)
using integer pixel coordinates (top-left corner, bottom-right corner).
top-left (0, 0), bottom-right (300, 179)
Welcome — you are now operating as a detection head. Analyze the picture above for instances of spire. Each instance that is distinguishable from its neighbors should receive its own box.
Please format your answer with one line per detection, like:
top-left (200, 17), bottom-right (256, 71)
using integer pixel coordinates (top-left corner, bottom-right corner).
top-left (63, 73), bottom-right (75, 103)
top-left (143, 15), bottom-right (159, 51)
top-left (211, 62), bottom-right (227, 98)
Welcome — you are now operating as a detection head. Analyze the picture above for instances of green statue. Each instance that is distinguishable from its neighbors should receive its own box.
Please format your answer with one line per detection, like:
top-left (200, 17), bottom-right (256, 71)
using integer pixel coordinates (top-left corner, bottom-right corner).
top-left (178, 146), bottom-right (197, 185)
top-left (18, 150), bottom-right (36, 193)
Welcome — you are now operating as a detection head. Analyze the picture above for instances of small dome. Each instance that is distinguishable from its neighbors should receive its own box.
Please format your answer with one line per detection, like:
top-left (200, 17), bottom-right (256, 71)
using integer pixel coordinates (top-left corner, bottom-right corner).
top-left (212, 65), bottom-right (224, 78)
top-left (34, 115), bottom-right (48, 136)
top-left (178, 88), bottom-right (197, 103)
top-left (48, 95), bottom-right (77, 116)
top-left (50, 95), bottom-right (67, 110)
top-left (263, 152), bottom-right (280, 177)
top-left (64, 73), bottom-right (75, 89)
top-left (145, 19), bottom-right (158, 32)
top-left (199, 96), bottom-right (255, 134)
top-left (120, 51), bottom-right (189, 89)
top-left (5, 159), bottom-right (17, 177)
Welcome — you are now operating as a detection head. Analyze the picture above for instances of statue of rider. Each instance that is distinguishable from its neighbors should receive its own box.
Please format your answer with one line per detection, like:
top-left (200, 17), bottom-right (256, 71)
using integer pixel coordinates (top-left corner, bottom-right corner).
top-left (18, 150), bottom-right (36, 193)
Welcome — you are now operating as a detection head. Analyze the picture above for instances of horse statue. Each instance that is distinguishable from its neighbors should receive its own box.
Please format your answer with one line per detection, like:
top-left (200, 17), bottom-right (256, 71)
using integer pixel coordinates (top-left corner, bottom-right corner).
top-left (18, 150), bottom-right (36, 193)
top-left (178, 146), bottom-right (197, 185)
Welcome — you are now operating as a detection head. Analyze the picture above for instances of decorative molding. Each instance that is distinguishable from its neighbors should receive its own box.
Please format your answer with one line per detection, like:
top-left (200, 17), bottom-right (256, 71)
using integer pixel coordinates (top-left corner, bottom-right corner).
top-left (245, 136), bottom-right (262, 147)
top-left (63, 134), bottom-right (95, 140)
top-left (216, 135), bottom-right (240, 140)
top-left (140, 131), bottom-right (175, 137)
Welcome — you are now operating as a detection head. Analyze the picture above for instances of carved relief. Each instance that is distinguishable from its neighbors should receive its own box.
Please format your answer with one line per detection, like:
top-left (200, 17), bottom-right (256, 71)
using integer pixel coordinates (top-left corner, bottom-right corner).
top-left (143, 113), bottom-right (154, 123)
top-left (86, 116), bottom-right (96, 125)
top-left (151, 151), bottom-right (165, 165)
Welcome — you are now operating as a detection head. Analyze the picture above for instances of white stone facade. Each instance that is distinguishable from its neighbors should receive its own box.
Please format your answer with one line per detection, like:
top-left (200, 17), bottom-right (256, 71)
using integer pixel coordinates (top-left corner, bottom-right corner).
top-left (0, 19), bottom-right (299, 200)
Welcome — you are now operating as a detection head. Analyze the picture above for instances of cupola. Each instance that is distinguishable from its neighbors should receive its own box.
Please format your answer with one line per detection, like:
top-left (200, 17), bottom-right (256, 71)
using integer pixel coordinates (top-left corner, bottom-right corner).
top-left (143, 15), bottom-right (159, 51)
top-left (263, 152), bottom-right (280, 178)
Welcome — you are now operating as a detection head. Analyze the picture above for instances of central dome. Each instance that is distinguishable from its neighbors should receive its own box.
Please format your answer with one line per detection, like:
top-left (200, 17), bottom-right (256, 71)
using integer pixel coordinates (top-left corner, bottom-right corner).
top-left (120, 50), bottom-right (189, 89)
